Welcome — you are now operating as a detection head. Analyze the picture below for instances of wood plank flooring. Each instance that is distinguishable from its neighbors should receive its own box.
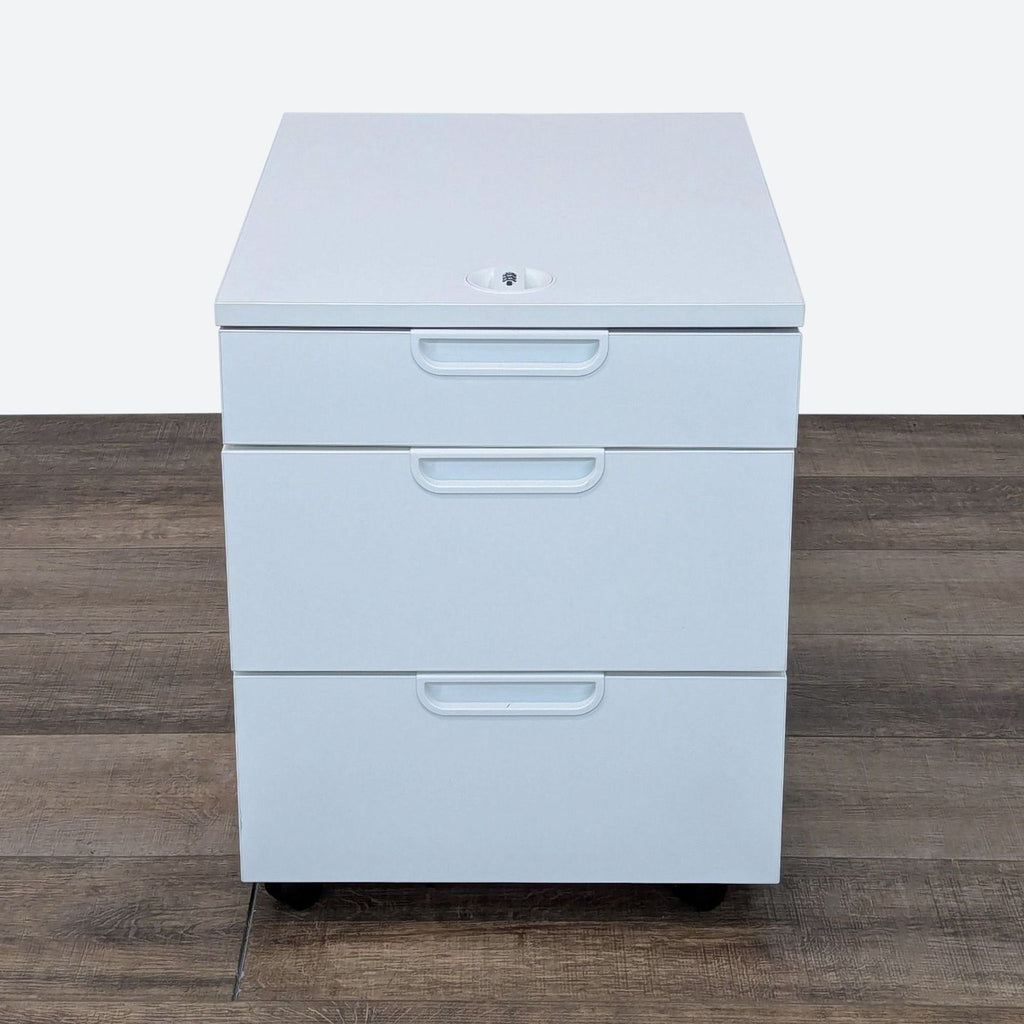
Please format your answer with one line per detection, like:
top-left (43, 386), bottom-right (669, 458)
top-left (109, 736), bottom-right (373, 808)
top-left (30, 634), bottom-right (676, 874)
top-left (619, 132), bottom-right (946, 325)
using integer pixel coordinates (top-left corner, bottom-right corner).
top-left (0, 414), bottom-right (1021, 1018)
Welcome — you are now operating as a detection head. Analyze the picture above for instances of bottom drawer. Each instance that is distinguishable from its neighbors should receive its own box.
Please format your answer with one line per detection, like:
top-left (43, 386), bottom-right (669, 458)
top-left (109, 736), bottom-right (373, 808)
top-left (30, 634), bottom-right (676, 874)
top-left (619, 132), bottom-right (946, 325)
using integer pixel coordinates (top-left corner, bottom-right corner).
top-left (234, 672), bottom-right (786, 883)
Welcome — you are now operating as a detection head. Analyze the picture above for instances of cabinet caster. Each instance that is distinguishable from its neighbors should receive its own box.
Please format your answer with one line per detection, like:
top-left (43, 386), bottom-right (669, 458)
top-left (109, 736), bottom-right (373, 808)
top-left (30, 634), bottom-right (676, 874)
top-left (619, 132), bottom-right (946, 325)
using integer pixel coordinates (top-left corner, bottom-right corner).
top-left (263, 882), bottom-right (325, 911)
top-left (671, 883), bottom-right (728, 912)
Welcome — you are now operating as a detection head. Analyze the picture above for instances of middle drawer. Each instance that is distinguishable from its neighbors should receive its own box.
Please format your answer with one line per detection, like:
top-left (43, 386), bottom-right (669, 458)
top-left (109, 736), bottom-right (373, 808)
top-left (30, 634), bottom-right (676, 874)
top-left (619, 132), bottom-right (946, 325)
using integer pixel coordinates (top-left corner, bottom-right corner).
top-left (222, 448), bottom-right (794, 673)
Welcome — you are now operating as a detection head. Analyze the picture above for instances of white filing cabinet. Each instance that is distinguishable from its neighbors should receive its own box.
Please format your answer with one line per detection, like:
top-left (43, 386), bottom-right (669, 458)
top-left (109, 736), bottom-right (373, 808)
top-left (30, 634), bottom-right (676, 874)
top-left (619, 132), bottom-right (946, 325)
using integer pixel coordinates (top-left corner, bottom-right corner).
top-left (217, 114), bottom-right (803, 911)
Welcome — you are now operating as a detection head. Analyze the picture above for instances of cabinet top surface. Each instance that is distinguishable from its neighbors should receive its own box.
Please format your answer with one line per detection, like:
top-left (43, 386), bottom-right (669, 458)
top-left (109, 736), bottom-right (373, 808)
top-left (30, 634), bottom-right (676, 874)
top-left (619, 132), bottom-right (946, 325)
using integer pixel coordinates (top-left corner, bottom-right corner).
top-left (216, 113), bottom-right (803, 329)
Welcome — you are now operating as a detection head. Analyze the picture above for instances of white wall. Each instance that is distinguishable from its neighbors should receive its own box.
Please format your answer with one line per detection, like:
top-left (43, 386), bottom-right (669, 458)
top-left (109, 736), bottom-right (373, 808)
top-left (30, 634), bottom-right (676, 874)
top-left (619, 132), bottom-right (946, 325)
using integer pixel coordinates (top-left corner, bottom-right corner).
top-left (3, 1), bottom-right (1021, 413)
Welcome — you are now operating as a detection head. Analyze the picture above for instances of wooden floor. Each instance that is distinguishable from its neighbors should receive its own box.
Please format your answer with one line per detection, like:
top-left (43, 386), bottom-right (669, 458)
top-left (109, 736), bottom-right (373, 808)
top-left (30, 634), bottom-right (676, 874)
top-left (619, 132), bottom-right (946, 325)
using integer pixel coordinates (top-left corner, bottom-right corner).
top-left (0, 415), bottom-right (1022, 1021)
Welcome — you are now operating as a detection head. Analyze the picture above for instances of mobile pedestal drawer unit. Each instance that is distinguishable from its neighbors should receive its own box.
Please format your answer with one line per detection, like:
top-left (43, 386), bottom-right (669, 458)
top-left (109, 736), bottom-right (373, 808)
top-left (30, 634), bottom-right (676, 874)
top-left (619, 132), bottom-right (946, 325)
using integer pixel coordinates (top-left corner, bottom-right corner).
top-left (217, 113), bottom-right (803, 913)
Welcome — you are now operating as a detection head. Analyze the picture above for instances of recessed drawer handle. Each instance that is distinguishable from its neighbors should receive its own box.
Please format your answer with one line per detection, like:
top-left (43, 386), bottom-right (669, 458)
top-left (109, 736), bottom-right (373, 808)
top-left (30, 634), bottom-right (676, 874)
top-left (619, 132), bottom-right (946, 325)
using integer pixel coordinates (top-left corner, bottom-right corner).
top-left (417, 673), bottom-right (605, 716)
top-left (411, 448), bottom-right (605, 494)
top-left (411, 329), bottom-right (608, 376)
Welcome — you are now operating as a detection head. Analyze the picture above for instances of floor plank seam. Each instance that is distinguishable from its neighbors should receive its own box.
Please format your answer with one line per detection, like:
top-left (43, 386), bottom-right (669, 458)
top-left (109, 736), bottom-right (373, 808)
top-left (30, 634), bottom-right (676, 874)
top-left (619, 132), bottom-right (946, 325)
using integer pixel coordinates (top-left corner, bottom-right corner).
top-left (0, 628), bottom-right (230, 633)
top-left (1, 732), bottom-right (1019, 742)
top-left (784, 735), bottom-right (1024, 741)
top-left (788, 632), bottom-right (1024, 638)
top-left (8, 545), bottom-right (1024, 553)
top-left (0, 852), bottom-right (1018, 858)
top-left (2, 628), bottom-right (1023, 634)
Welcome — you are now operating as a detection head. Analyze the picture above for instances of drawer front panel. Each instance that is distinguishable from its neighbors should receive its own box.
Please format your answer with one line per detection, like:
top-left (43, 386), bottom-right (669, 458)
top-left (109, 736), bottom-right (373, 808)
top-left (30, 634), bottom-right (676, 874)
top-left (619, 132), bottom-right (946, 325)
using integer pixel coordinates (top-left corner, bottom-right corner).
top-left (222, 449), bottom-right (794, 672)
top-left (234, 672), bottom-right (786, 883)
top-left (220, 329), bottom-right (801, 448)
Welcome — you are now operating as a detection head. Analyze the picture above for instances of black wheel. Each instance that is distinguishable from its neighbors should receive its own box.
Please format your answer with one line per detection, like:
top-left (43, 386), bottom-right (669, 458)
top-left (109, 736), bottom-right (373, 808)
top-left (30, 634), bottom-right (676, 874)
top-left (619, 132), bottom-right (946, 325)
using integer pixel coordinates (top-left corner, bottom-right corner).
top-left (671, 883), bottom-right (728, 912)
top-left (264, 882), bottom-right (325, 911)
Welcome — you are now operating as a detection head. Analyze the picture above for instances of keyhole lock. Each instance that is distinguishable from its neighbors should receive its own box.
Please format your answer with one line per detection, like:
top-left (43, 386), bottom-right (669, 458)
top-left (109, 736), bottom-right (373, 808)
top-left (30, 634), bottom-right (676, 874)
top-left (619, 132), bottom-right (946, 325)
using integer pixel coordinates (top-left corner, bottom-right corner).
top-left (466, 267), bottom-right (554, 293)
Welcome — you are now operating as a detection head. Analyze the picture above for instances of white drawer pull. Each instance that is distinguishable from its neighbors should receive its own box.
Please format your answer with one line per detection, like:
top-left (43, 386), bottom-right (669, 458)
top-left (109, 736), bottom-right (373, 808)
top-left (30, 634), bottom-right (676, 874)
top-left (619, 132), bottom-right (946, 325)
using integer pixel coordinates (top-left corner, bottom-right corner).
top-left (411, 329), bottom-right (608, 376)
top-left (411, 448), bottom-right (605, 494)
top-left (417, 673), bottom-right (605, 716)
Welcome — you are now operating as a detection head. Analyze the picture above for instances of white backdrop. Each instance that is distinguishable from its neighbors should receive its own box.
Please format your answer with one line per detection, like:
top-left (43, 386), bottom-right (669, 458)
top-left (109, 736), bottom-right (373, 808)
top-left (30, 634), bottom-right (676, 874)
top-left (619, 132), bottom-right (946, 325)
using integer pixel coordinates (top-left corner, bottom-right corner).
top-left (2, 1), bottom-right (1021, 413)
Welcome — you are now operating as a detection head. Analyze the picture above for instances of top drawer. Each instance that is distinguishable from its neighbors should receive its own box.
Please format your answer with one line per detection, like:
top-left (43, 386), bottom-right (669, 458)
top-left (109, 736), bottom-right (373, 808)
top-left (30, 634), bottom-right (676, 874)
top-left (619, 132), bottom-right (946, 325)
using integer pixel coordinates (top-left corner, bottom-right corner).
top-left (220, 329), bottom-right (800, 448)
